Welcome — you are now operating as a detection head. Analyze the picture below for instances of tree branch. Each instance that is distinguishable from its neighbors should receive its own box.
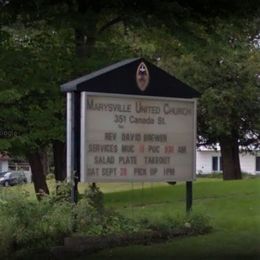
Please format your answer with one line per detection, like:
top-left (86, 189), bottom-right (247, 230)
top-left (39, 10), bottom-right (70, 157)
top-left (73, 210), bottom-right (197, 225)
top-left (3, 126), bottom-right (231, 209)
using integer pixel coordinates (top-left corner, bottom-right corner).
top-left (98, 16), bottom-right (123, 34)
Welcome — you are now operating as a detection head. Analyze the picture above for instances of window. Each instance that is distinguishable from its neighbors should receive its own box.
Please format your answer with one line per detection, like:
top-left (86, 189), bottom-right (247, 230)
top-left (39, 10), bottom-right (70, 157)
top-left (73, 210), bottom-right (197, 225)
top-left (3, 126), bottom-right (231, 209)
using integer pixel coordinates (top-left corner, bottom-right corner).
top-left (212, 157), bottom-right (218, 171)
top-left (256, 156), bottom-right (260, 172)
top-left (212, 156), bottom-right (222, 172)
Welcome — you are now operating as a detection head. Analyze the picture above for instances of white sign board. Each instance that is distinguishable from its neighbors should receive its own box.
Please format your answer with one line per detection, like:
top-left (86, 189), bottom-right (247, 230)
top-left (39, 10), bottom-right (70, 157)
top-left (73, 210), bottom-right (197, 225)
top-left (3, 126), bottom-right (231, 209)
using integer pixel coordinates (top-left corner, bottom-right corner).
top-left (80, 92), bottom-right (196, 182)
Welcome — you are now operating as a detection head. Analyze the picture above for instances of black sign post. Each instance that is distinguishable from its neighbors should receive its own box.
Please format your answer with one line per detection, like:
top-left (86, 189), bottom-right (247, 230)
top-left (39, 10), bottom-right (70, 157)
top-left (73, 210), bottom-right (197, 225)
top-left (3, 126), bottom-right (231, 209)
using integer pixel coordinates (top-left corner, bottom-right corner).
top-left (186, 181), bottom-right (193, 213)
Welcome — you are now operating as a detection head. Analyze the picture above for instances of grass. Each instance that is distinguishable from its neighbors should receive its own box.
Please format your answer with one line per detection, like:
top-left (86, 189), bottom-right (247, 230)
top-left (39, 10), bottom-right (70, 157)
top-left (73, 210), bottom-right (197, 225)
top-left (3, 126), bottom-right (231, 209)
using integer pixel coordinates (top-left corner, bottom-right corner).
top-left (2, 180), bottom-right (170, 199)
top-left (1, 178), bottom-right (259, 259)
top-left (85, 178), bottom-right (260, 259)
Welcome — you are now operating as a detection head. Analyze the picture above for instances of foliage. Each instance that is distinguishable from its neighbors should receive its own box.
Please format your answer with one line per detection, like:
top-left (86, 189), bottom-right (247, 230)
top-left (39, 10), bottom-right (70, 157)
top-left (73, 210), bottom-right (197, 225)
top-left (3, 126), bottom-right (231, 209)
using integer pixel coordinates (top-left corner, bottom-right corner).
top-left (159, 13), bottom-right (260, 147)
top-left (74, 189), bottom-right (140, 236)
top-left (155, 11), bottom-right (260, 179)
top-left (0, 189), bottom-right (73, 257)
top-left (197, 172), bottom-right (260, 179)
top-left (0, 185), bottom-right (140, 257)
top-left (1, 0), bottom-right (257, 152)
top-left (0, 181), bottom-right (214, 258)
top-left (84, 184), bottom-right (104, 213)
top-left (51, 182), bottom-right (72, 203)
top-left (1, 0), bottom-right (259, 184)
top-left (197, 172), bottom-right (223, 178)
top-left (0, 26), bottom-right (74, 153)
top-left (46, 173), bottom-right (55, 180)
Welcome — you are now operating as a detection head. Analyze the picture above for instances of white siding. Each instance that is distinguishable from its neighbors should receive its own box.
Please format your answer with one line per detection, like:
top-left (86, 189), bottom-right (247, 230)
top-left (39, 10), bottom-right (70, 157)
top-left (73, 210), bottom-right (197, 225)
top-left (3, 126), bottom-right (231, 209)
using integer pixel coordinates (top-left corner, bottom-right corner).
top-left (239, 153), bottom-right (255, 174)
top-left (24, 171), bottom-right (32, 183)
top-left (196, 150), bottom-right (259, 175)
top-left (196, 151), bottom-right (220, 174)
top-left (0, 160), bottom-right (8, 172)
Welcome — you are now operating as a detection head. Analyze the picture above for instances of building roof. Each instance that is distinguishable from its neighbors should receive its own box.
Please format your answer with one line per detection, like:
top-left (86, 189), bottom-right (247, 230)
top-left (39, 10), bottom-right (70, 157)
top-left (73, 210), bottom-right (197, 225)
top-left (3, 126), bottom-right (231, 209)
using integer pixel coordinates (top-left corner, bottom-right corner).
top-left (197, 144), bottom-right (260, 152)
top-left (61, 58), bottom-right (200, 99)
top-left (0, 153), bottom-right (10, 161)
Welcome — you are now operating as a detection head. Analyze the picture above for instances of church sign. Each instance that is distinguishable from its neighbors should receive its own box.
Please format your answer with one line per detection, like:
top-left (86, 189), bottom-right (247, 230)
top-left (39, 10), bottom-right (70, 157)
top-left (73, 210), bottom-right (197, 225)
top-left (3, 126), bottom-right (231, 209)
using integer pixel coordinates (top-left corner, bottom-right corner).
top-left (80, 93), bottom-right (196, 182)
top-left (61, 57), bottom-right (200, 207)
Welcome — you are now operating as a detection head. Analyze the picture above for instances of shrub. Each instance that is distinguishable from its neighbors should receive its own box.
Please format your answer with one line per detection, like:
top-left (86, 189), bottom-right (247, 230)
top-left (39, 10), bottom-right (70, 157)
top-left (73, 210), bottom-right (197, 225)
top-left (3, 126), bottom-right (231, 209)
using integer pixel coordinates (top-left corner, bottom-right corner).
top-left (51, 182), bottom-right (72, 203)
top-left (0, 185), bottom-right (141, 257)
top-left (0, 189), bottom-right (74, 257)
top-left (184, 212), bottom-right (212, 233)
top-left (0, 213), bottom-right (15, 256)
top-left (84, 184), bottom-right (104, 213)
top-left (0, 185), bottom-right (212, 258)
top-left (46, 173), bottom-right (55, 180)
top-left (73, 190), bottom-right (140, 236)
top-left (196, 172), bottom-right (223, 178)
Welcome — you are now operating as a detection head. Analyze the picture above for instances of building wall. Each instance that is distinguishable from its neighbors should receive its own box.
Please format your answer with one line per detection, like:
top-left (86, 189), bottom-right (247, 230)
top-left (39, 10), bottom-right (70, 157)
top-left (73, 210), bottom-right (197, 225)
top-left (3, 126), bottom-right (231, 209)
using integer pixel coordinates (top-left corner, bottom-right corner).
top-left (196, 151), bottom-right (259, 175)
top-left (239, 153), bottom-right (256, 174)
top-left (9, 162), bottom-right (32, 183)
top-left (0, 160), bottom-right (8, 172)
top-left (196, 151), bottom-right (220, 174)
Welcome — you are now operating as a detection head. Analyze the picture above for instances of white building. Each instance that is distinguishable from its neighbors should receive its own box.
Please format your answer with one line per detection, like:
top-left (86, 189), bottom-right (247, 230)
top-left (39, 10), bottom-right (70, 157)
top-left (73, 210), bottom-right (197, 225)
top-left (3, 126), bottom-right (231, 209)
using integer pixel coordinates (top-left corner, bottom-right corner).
top-left (196, 146), bottom-right (260, 175)
top-left (0, 154), bottom-right (9, 172)
top-left (0, 153), bottom-right (32, 182)
top-left (9, 162), bottom-right (32, 182)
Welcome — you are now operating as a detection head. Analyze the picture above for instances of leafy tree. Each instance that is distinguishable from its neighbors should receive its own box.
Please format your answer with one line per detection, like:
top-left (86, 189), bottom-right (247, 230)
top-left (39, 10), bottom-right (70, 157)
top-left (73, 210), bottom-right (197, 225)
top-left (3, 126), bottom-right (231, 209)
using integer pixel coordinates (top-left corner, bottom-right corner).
top-left (0, 0), bottom-right (153, 195)
top-left (1, 0), bottom-right (259, 194)
top-left (0, 0), bottom-right (181, 195)
top-left (117, 1), bottom-right (260, 180)
top-left (162, 13), bottom-right (260, 179)
top-left (0, 26), bottom-right (76, 195)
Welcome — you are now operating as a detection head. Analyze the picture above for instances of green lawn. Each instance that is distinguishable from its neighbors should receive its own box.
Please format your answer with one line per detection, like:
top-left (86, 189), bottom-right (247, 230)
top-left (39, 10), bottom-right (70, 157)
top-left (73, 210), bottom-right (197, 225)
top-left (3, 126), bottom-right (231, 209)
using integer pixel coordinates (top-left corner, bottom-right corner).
top-left (85, 178), bottom-right (260, 259)
top-left (2, 178), bottom-right (259, 259)
top-left (6, 180), bottom-right (170, 197)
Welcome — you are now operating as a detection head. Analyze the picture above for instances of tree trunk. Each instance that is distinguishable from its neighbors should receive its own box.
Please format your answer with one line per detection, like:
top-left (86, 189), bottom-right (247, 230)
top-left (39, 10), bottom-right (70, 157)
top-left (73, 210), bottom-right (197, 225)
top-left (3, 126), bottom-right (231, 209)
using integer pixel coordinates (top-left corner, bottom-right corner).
top-left (39, 147), bottom-right (49, 176)
top-left (27, 151), bottom-right (50, 200)
top-left (219, 135), bottom-right (242, 180)
top-left (75, 28), bottom-right (96, 58)
top-left (53, 140), bottom-right (66, 181)
top-left (75, 0), bottom-right (97, 59)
